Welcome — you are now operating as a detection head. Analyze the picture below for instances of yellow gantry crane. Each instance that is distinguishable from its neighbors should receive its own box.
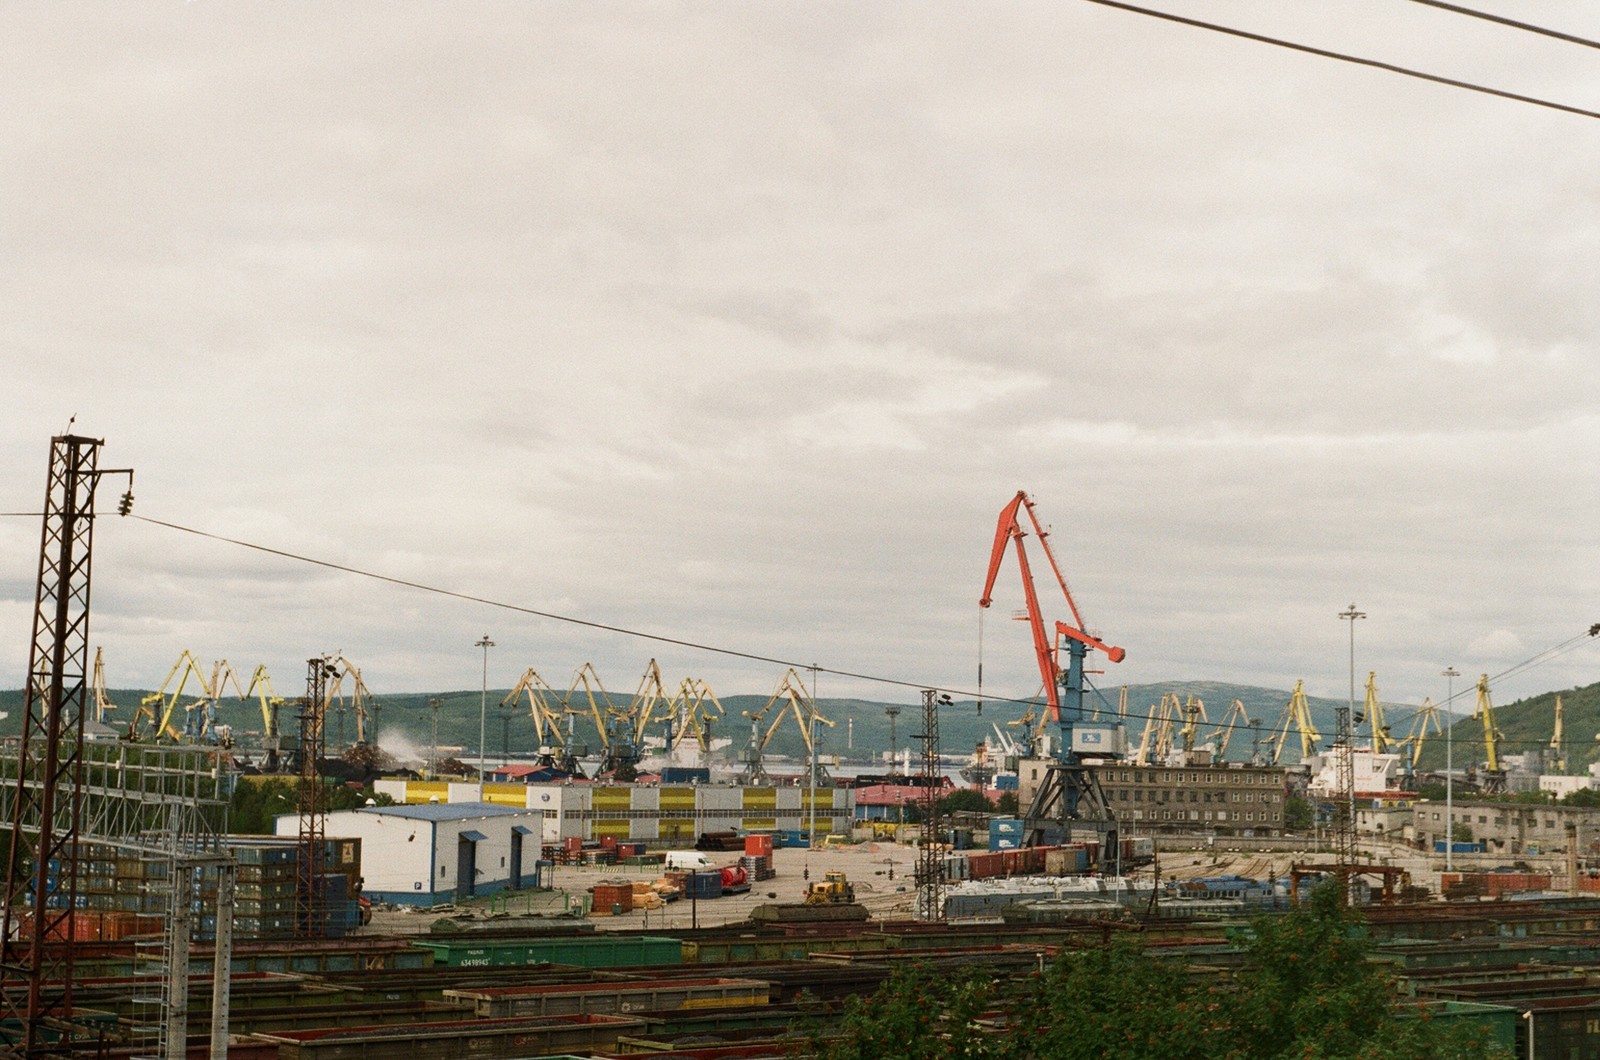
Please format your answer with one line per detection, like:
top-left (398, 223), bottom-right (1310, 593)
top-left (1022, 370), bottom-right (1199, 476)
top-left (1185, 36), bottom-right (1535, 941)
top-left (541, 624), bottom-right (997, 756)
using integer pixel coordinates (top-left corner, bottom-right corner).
top-left (90, 647), bottom-right (116, 725)
top-left (326, 656), bottom-right (379, 748)
top-left (1126, 694), bottom-right (1177, 768)
top-left (244, 664), bottom-right (289, 770)
top-left (191, 659), bottom-right (249, 746)
top-left (1271, 680), bottom-right (1323, 766)
top-left (626, 659), bottom-right (672, 754)
top-left (1394, 698), bottom-right (1442, 783)
top-left (1473, 673), bottom-right (1506, 794)
top-left (1210, 698), bottom-right (1251, 762)
top-left (131, 650), bottom-right (212, 743)
top-left (501, 668), bottom-right (569, 752)
top-left (738, 668), bottom-right (835, 784)
top-left (1549, 694), bottom-right (1566, 775)
top-left (1152, 692), bottom-right (1182, 763)
top-left (664, 677), bottom-right (726, 760)
top-left (1362, 672), bottom-right (1393, 753)
top-left (1006, 699), bottom-right (1051, 758)
top-left (1178, 694), bottom-right (1208, 754)
top-left (566, 662), bottom-right (634, 776)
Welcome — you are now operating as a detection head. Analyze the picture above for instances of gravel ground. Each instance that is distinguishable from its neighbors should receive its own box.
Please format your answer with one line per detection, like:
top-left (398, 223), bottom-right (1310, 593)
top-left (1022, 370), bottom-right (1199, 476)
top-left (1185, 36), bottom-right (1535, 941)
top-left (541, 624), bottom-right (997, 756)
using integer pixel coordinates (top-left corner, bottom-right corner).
top-left (364, 836), bottom-right (1575, 935)
top-left (365, 841), bottom-right (922, 935)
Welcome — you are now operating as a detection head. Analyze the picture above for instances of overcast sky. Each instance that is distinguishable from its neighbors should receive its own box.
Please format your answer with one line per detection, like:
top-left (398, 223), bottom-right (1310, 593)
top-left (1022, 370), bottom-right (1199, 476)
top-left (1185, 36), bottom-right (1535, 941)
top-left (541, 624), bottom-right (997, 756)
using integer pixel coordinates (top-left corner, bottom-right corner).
top-left (3, 1), bottom-right (1597, 723)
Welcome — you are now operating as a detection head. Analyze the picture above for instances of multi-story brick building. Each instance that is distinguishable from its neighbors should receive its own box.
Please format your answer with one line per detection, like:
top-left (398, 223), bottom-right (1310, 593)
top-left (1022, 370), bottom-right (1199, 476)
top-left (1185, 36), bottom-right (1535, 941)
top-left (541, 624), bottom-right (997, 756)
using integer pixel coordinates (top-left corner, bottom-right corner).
top-left (1015, 758), bottom-right (1290, 836)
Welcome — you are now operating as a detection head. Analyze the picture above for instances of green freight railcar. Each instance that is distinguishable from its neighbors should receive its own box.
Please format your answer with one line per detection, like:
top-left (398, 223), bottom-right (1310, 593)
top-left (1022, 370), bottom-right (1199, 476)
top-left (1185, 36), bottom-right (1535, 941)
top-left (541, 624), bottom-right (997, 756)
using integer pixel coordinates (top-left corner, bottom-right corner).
top-left (410, 934), bottom-right (681, 969)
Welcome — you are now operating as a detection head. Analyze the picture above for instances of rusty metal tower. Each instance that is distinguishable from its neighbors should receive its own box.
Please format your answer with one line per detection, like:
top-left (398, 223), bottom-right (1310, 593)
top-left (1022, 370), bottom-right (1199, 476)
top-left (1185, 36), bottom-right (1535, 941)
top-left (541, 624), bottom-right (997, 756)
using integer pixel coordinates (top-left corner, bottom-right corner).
top-left (0, 434), bottom-right (129, 1053)
top-left (295, 657), bottom-right (336, 938)
top-left (914, 689), bottom-right (949, 922)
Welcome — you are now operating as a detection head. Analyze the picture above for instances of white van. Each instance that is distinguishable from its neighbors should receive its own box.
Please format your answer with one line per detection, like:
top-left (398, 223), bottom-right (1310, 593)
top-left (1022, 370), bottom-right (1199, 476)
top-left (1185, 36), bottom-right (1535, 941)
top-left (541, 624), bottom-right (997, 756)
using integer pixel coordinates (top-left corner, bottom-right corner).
top-left (664, 850), bottom-right (714, 871)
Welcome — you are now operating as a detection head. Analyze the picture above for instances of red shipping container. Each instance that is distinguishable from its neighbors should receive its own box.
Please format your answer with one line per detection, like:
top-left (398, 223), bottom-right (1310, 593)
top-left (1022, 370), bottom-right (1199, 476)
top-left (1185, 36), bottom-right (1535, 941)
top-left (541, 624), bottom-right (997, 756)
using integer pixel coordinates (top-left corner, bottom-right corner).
top-left (745, 834), bottom-right (773, 857)
top-left (564, 836), bottom-right (583, 854)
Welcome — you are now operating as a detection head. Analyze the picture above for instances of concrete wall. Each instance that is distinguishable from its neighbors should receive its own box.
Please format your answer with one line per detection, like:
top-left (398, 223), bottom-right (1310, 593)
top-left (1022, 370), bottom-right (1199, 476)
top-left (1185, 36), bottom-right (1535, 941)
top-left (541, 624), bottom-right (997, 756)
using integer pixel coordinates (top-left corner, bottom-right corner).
top-left (371, 779), bottom-right (854, 842)
top-left (1412, 799), bottom-right (1600, 857)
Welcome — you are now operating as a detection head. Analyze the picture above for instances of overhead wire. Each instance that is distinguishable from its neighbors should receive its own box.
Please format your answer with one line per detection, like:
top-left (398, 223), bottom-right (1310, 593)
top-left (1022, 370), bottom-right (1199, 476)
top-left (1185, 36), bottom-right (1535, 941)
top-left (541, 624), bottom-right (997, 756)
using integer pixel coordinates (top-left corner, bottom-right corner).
top-left (1079, 0), bottom-right (1600, 121)
top-left (1404, 0), bottom-right (1600, 51)
top-left (123, 512), bottom-right (1598, 742)
top-left (128, 513), bottom-right (1021, 707)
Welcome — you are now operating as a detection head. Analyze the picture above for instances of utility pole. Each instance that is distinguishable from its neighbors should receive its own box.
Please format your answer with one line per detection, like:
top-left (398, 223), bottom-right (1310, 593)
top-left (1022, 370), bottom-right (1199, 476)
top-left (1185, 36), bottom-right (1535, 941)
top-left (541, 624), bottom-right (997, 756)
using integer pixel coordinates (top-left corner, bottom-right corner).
top-left (476, 634), bottom-right (494, 802)
top-left (885, 704), bottom-right (901, 772)
top-left (808, 666), bottom-right (819, 846)
top-left (428, 697), bottom-right (441, 778)
top-left (1443, 666), bottom-right (1459, 872)
top-left (914, 689), bottom-right (950, 921)
top-left (1336, 604), bottom-right (1365, 898)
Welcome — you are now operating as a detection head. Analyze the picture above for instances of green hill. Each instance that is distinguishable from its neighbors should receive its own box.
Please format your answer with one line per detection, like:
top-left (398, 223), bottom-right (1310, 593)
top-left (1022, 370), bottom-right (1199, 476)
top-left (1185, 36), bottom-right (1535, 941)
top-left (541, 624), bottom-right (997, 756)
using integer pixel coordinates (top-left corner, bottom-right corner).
top-left (0, 679), bottom-right (1355, 767)
top-left (1415, 679), bottom-right (1600, 774)
top-left (34, 675), bottom-right (1592, 774)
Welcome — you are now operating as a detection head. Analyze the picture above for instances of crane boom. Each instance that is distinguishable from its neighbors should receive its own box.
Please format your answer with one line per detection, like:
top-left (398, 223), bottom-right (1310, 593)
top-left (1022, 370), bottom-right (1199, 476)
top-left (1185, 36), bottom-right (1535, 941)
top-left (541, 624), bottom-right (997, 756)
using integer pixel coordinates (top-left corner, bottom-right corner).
top-left (90, 647), bottom-right (115, 724)
top-left (980, 490), bottom-right (1124, 725)
top-left (1363, 672), bottom-right (1392, 753)
top-left (1474, 674), bottom-right (1504, 792)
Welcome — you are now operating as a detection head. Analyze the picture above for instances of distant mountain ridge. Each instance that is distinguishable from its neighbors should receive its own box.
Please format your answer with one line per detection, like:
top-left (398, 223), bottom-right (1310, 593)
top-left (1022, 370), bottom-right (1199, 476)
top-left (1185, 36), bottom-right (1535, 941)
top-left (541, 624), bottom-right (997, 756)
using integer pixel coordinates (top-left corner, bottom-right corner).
top-left (0, 679), bottom-right (1371, 767)
top-left (8, 677), bottom-right (1595, 772)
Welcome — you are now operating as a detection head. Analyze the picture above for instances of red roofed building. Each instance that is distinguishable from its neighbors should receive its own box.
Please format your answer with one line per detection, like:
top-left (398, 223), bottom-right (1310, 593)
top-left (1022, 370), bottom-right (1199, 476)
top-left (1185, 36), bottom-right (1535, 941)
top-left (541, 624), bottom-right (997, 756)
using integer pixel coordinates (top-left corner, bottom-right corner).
top-left (853, 780), bottom-right (953, 821)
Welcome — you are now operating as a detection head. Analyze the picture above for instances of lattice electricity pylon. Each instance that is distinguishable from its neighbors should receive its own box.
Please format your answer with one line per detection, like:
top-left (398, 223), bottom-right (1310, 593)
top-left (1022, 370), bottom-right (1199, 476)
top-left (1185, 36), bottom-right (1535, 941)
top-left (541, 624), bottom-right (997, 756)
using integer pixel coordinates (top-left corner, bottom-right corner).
top-left (1332, 704), bottom-right (1357, 900)
top-left (295, 657), bottom-right (337, 938)
top-left (914, 690), bottom-right (950, 922)
top-left (0, 434), bottom-right (129, 1054)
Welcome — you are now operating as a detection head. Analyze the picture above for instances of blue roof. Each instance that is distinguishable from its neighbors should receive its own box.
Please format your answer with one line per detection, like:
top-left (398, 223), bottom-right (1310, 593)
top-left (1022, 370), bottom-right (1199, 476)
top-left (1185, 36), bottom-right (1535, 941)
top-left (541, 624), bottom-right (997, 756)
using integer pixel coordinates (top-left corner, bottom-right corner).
top-left (360, 802), bottom-right (526, 822)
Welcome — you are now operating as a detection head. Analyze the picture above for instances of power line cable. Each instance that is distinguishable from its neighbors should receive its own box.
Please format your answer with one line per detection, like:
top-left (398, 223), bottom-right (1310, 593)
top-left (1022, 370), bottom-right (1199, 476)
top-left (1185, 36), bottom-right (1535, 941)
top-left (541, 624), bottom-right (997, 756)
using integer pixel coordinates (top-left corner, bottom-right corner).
top-left (1406, 0), bottom-right (1600, 51)
top-left (128, 513), bottom-right (1008, 706)
top-left (125, 513), bottom-right (1600, 742)
top-left (1080, 0), bottom-right (1600, 121)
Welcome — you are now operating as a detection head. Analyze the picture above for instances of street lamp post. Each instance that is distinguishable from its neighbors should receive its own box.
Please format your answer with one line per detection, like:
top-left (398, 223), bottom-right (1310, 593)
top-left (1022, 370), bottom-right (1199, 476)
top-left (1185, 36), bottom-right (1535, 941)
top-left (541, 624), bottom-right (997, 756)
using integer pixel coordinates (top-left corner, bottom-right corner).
top-left (1338, 604), bottom-right (1366, 858)
top-left (476, 634), bottom-right (495, 802)
top-left (1443, 666), bottom-right (1459, 872)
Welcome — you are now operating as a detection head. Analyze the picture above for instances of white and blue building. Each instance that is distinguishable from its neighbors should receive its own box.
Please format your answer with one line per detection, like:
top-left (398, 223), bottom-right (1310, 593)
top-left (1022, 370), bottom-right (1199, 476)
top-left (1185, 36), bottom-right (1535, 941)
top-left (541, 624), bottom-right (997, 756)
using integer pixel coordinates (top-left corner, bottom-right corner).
top-left (276, 802), bottom-right (545, 907)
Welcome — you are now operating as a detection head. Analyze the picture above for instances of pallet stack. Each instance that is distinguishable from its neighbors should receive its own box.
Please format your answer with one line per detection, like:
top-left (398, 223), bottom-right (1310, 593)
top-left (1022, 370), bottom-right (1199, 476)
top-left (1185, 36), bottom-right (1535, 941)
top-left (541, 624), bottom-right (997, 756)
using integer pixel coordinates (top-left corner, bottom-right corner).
top-left (740, 833), bottom-right (776, 881)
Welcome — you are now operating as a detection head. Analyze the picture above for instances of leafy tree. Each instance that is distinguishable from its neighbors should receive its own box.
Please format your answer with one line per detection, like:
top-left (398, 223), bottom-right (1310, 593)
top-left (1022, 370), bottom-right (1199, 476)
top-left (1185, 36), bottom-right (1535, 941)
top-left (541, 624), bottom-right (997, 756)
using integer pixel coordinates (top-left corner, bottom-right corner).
top-left (1283, 795), bottom-right (1313, 831)
top-left (228, 777), bottom-right (391, 834)
top-left (819, 963), bottom-right (1001, 1060)
top-left (820, 882), bottom-right (1509, 1059)
top-left (1011, 939), bottom-right (1226, 1060)
top-left (995, 791), bottom-right (1019, 815)
top-left (1228, 882), bottom-right (1504, 1059)
top-left (938, 789), bottom-right (996, 815)
top-left (1563, 787), bottom-right (1600, 808)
